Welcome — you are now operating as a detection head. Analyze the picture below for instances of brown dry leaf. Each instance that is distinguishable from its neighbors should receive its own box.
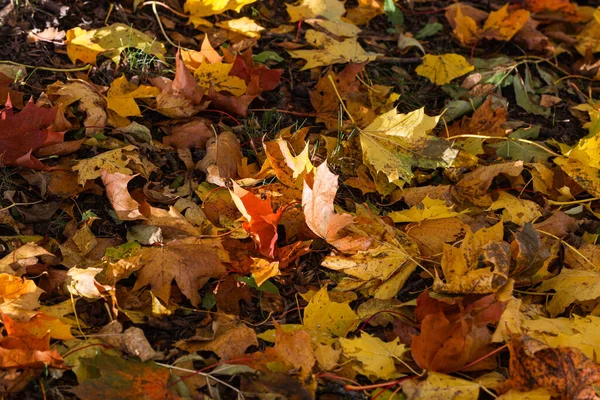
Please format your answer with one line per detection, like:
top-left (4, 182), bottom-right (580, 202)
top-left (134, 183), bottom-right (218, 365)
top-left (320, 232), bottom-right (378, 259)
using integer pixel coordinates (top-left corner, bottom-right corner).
top-left (197, 131), bottom-right (242, 186)
top-left (446, 96), bottom-right (507, 139)
top-left (100, 171), bottom-right (144, 221)
top-left (510, 224), bottom-right (555, 284)
top-left (133, 238), bottom-right (228, 307)
top-left (162, 118), bottom-right (214, 149)
top-left (177, 314), bottom-right (257, 360)
top-left (452, 161), bottom-right (524, 206)
top-left (411, 290), bottom-right (506, 373)
top-left (151, 50), bottom-right (206, 118)
top-left (0, 243), bottom-right (53, 276)
top-left (47, 81), bottom-right (107, 136)
top-left (97, 321), bottom-right (162, 362)
top-left (309, 63), bottom-right (364, 129)
top-left (565, 243), bottom-right (600, 271)
top-left (407, 217), bottom-right (467, 258)
top-left (505, 335), bottom-right (600, 399)
top-left (434, 221), bottom-right (510, 294)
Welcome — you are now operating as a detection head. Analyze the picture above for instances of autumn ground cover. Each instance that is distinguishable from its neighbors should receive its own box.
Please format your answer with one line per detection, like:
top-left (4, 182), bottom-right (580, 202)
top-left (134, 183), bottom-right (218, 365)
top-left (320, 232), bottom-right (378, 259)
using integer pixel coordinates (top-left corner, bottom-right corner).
top-left (1, 0), bottom-right (600, 398)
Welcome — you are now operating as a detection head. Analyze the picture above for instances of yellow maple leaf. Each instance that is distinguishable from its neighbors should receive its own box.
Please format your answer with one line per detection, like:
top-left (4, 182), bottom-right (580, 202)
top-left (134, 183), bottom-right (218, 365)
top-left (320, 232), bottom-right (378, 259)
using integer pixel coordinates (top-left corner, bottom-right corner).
top-left (488, 192), bottom-right (542, 226)
top-left (73, 145), bottom-right (143, 185)
top-left (287, 0), bottom-right (346, 22)
top-left (216, 17), bottom-right (265, 38)
top-left (303, 287), bottom-right (358, 337)
top-left (554, 157), bottom-right (600, 197)
top-left (416, 53), bottom-right (474, 85)
top-left (65, 23), bottom-right (166, 65)
top-left (194, 62), bottom-right (247, 96)
top-left (388, 196), bottom-right (465, 223)
top-left (402, 372), bottom-right (480, 399)
top-left (537, 269), bottom-right (600, 316)
top-left (339, 333), bottom-right (405, 379)
top-left (184, 0), bottom-right (257, 17)
top-left (359, 107), bottom-right (458, 182)
top-left (106, 76), bottom-right (160, 118)
top-left (453, 5), bottom-right (480, 45)
top-left (288, 30), bottom-right (379, 70)
top-left (483, 4), bottom-right (530, 42)
top-left (181, 37), bottom-right (223, 71)
top-left (250, 257), bottom-right (280, 287)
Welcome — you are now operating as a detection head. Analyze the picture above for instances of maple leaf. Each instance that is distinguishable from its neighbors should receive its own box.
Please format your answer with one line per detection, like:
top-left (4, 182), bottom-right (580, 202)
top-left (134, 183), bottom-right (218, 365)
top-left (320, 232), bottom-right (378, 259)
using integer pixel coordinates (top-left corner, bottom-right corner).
top-left (230, 181), bottom-right (284, 258)
top-left (47, 81), bottom-right (107, 136)
top-left (482, 4), bottom-right (530, 42)
top-left (0, 98), bottom-right (63, 169)
top-left (434, 221), bottom-right (510, 294)
top-left (264, 138), bottom-right (314, 189)
top-left (288, 30), bottom-right (379, 70)
top-left (71, 354), bottom-right (175, 400)
top-left (537, 269), bottom-right (600, 317)
top-left (216, 17), bottom-right (265, 38)
top-left (72, 145), bottom-right (146, 185)
top-left (388, 195), bottom-right (465, 223)
top-left (339, 333), bottom-right (405, 379)
top-left (65, 23), bottom-right (166, 65)
top-left (133, 238), bottom-right (228, 307)
top-left (184, 0), bottom-right (257, 18)
top-left (197, 131), bottom-right (242, 186)
top-left (452, 161), bottom-right (524, 207)
top-left (3, 312), bottom-right (73, 341)
top-left (106, 75), bottom-right (159, 118)
top-left (359, 107), bottom-right (458, 182)
top-left (287, 0), bottom-right (346, 21)
top-left (505, 335), bottom-right (600, 399)
top-left (489, 192), bottom-right (542, 226)
top-left (416, 54), bottom-right (474, 85)
top-left (100, 171), bottom-right (145, 221)
top-left (401, 372), bottom-right (480, 399)
top-left (302, 162), bottom-right (355, 246)
top-left (181, 36), bottom-right (223, 70)
top-left (161, 118), bottom-right (214, 150)
top-left (151, 50), bottom-right (206, 118)
top-left (303, 287), bottom-right (358, 337)
top-left (411, 290), bottom-right (506, 373)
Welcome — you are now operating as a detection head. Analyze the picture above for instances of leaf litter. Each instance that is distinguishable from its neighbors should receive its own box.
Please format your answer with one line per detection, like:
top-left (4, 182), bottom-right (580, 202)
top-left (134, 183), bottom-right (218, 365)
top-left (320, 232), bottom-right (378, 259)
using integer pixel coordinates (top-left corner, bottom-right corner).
top-left (2, 0), bottom-right (600, 399)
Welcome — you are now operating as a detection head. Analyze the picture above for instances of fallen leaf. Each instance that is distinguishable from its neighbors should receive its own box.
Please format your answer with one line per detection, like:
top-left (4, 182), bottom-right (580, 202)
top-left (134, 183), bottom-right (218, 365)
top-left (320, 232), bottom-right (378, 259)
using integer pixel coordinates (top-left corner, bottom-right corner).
top-left (47, 81), bottom-right (107, 135)
top-left (65, 23), bottom-right (166, 64)
top-left (482, 5), bottom-right (530, 42)
top-left (339, 333), bottom-right (405, 379)
top-left (302, 162), bottom-right (355, 247)
top-left (216, 17), bottom-right (265, 38)
top-left (73, 145), bottom-right (145, 185)
top-left (288, 30), bottom-right (379, 70)
top-left (388, 195), bottom-right (465, 223)
top-left (133, 238), bottom-right (228, 307)
top-left (537, 269), bottom-right (600, 317)
top-left (416, 54), bottom-right (475, 85)
top-left (71, 354), bottom-right (175, 400)
top-left (100, 171), bottom-right (145, 221)
top-left (197, 131), bottom-right (242, 186)
top-left (452, 161), bottom-right (524, 206)
top-left (106, 75), bottom-right (159, 118)
top-left (360, 107), bottom-right (457, 182)
top-left (184, 0), bottom-right (257, 17)
top-left (505, 335), bottom-right (600, 399)
top-left (230, 182), bottom-right (284, 258)
top-left (303, 287), bottom-right (358, 337)
top-left (0, 98), bottom-right (63, 169)
top-left (489, 192), bottom-right (542, 226)
top-left (401, 372), bottom-right (480, 400)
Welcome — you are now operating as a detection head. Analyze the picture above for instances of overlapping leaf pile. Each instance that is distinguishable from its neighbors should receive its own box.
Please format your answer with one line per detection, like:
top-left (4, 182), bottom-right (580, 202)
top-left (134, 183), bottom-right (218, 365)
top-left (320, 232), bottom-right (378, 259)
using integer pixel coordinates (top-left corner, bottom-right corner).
top-left (2, 0), bottom-right (600, 398)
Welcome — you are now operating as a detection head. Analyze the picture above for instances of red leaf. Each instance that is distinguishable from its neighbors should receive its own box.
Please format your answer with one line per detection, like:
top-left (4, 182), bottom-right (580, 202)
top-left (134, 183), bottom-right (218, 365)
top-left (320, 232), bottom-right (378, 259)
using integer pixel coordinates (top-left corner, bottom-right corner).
top-left (0, 97), bottom-right (63, 169)
top-left (230, 182), bottom-right (284, 258)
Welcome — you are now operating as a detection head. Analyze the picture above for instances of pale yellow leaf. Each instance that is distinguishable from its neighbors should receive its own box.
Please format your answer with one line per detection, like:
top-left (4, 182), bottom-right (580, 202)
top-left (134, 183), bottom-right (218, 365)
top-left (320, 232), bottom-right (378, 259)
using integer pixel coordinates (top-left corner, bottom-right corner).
top-left (339, 333), bottom-right (405, 379)
top-left (416, 53), bottom-right (474, 85)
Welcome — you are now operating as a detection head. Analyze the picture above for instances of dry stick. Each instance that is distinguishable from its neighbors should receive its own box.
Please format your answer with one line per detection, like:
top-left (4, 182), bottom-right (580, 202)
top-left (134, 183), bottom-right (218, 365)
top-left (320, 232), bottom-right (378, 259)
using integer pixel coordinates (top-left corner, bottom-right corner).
top-left (139, 1), bottom-right (188, 18)
top-left (537, 229), bottom-right (597, 270)
top-left (0, 60), bottom-right (92, 72)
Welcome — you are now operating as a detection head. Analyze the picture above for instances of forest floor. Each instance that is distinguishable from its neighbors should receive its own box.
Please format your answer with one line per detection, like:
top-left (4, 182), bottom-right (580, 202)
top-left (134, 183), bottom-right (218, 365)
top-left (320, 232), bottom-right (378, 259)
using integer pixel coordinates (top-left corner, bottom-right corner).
top-left (1, 0), bottom-right (600, 399)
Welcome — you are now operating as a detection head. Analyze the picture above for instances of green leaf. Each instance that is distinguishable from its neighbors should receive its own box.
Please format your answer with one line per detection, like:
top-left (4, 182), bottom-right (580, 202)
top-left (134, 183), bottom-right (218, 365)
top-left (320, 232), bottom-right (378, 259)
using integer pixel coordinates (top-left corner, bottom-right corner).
top-left (384, 0), bottom-right (404, 27)
top-left (514, 73), bottom-right (550, 117)
top-left (415, 22), bottom-right (442, 39)
top-left (236, 275), bottom-right (279, 294)
top-left (253, 51), bottom-right (284, 63)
